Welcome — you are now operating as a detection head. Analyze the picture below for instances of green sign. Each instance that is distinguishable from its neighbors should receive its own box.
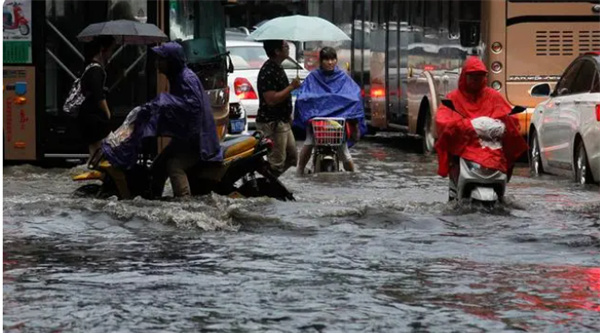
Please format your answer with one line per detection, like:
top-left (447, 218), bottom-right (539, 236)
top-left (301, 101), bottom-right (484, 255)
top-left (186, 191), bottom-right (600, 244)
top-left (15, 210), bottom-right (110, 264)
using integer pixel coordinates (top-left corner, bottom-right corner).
top-left (3, 41), bottom-right (32, 64)
top-left (3, 0), bottom-right (32, 64)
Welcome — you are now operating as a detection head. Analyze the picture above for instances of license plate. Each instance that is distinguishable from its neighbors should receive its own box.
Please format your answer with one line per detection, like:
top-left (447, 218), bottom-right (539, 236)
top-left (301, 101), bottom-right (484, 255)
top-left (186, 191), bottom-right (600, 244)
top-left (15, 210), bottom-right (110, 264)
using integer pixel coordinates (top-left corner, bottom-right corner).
top-left (230, 119), bottom-right (245, 133)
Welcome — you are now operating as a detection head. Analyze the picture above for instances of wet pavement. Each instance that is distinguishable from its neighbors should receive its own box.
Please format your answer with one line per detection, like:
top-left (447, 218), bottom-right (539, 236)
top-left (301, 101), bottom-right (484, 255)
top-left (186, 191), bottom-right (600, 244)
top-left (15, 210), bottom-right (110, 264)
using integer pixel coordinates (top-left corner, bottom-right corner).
top-left (3, 134), bottom-right (600, 332)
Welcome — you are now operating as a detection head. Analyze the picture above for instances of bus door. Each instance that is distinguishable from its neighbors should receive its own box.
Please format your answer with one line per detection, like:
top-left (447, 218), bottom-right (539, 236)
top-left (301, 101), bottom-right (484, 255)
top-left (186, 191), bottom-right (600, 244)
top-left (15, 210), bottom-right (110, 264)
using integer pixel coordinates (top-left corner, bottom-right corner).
top-left (43, 0), bottom-right (154, 160)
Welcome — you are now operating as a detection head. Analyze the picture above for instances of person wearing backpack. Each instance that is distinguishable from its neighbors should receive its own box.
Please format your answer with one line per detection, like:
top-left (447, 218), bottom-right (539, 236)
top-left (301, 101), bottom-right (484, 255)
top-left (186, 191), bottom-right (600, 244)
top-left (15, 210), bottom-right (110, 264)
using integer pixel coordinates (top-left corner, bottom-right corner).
top-left (78, 35), bottom-right (117, 160)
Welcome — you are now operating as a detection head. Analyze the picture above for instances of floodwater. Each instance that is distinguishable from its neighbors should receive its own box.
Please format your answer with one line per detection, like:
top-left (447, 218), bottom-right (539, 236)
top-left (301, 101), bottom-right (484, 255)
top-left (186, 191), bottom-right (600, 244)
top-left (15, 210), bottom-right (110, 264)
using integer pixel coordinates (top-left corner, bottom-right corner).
top-left (4, 135), bottom-right (600, 332)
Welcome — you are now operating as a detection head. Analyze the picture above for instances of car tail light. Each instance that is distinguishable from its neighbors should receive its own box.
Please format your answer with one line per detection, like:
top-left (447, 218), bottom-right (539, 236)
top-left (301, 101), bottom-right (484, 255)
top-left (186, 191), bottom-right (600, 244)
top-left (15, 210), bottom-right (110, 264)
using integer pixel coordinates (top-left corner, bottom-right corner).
top-left (491, 42), bottom-right (503, 54)
top-left (491, 62), bottom-right (502, 73)
top-left (234, 77), bottom-right (257, 100)
top-left (596, 104), bottom-right (600, 121)
top-left (370, 87), bottom-right (385, 98)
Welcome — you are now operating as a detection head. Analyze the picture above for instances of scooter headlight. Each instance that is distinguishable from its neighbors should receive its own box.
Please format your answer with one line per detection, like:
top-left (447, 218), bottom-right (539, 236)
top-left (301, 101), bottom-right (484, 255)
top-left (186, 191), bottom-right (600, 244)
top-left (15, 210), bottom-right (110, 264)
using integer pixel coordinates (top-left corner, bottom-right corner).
top-left (465, 160), bottom-right (499, 177)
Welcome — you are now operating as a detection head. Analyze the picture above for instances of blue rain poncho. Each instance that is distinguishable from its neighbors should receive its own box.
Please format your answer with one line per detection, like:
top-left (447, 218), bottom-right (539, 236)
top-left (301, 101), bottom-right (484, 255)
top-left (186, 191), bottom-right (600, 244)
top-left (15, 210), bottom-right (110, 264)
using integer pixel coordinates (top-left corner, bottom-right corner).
top-left (293, 66), bottom-right (366, 144)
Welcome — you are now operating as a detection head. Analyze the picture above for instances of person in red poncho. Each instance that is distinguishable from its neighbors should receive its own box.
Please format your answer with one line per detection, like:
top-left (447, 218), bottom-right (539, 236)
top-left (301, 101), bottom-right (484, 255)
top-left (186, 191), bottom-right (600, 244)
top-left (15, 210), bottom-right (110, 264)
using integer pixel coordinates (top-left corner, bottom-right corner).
top-left (434, 56), bottom-right (528, 182)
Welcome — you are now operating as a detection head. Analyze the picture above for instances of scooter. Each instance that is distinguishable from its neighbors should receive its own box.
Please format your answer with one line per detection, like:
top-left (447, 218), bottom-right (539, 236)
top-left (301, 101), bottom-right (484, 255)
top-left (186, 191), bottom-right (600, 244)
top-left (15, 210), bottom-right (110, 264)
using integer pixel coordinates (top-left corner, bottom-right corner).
top-left (3, 2), bottom-right (29, 36)
top-left (441, 99), bottom-right (526, 204)
top-left (72, 131), bottom-right (295, 201)
top-left (310, 117), bottom-right (346, 173)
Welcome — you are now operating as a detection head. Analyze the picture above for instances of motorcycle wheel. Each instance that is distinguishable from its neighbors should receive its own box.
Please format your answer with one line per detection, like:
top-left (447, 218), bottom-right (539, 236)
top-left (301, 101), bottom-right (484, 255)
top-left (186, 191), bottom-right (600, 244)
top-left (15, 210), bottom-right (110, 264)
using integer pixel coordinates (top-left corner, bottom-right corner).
top-left (238, 177), bottom-right (294, 201)
top-left (73, 184), bottom-right (101, 198)
top-left (322, 159), bottom-right (336, 172)
top-left (474, 199), bottom-right (496, 209)
top-left (19, 24), bottom-right (29, 36)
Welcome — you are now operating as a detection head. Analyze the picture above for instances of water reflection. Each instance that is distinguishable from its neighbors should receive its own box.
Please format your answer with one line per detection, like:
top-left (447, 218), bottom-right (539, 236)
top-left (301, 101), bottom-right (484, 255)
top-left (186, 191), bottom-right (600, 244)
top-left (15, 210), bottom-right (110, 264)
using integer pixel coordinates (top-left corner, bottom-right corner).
top-left (3, 137), bottom-right (600, 332)
top-left (379, 259), bottom-right (600, 330)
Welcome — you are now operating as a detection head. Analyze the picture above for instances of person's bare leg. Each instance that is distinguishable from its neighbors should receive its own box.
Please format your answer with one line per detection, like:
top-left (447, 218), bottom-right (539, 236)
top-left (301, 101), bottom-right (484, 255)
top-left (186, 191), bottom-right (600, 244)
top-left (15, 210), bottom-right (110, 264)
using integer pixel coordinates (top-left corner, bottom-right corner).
top-left (338, 144), bottom-right (355, 172)
top-left (87, 141), bottom-right (102, 165)
top-left (296, 144), bottom-right (313, 175)
top-left (343, 160), bottom-right (355, 172)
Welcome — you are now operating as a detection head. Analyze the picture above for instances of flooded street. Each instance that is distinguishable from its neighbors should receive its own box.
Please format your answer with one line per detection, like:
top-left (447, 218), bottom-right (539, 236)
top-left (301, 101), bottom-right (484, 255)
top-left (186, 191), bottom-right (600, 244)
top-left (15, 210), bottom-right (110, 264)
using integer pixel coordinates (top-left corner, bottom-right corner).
top-left (4, 135), bottom-right (600, 332)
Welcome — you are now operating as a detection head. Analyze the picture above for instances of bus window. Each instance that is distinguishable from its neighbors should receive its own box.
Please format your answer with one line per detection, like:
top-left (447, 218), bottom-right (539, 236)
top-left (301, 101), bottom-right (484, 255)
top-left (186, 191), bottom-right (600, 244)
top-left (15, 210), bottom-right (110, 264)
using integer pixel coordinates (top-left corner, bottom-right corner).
top-left (408, 0), bottom-right (424, 29)
top-left (106, 0), bottom-right (150, 116)
top-left (448, 0), bottom-right (460, 39)
top-left (169, 0), bottom-right (225, 62)
top-left (424, 0), bottom-right (440, 36)
top-left (168, 0), bottom-right (229, 139)
top-left (169, 0), bottom-right (227, 94)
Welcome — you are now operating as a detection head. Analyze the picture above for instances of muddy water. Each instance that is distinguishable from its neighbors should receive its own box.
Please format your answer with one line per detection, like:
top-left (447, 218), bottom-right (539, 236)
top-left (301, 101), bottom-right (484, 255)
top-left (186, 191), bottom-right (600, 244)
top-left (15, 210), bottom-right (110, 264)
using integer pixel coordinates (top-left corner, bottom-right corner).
top-left (4, 135), bottom-right (600, 332)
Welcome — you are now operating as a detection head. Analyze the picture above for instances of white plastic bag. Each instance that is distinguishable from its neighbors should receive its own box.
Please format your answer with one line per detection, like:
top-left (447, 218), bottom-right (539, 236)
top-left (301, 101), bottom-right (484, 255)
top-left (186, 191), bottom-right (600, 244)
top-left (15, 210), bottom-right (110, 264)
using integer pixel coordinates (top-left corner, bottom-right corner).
top-left (104, 106), bottom-right (142, 148)
top-left (471, 116), bottom-right (505, 150)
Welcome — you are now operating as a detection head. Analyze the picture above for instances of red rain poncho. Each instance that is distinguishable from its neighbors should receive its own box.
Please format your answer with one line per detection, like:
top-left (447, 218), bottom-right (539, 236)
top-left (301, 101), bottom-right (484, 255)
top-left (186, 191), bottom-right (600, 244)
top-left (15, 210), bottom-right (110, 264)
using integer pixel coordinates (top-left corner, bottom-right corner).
top-left (434, 56), bottom-right (527, 177)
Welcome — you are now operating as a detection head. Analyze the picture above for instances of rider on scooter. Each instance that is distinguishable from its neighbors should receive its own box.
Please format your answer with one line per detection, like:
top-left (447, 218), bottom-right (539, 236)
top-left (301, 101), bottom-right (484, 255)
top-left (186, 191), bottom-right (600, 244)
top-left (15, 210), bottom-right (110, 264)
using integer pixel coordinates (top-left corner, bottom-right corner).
top-left (435, 56), bottom-right (527, 182)
top-left (100, 42), bottom-right (223, 198)
top-left (149, 42), bottom-right (223, 198)
top-left (295, 47), bottom-right (365, 174)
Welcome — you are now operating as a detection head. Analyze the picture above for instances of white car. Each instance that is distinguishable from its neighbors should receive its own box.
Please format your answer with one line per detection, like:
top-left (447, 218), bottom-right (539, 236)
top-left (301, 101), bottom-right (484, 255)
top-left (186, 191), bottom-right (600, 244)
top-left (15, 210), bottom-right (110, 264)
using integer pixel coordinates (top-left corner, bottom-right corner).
top-left (226, 39), bottom-right (310, 129)
top-left (529, 52), bottom-right (600, 184)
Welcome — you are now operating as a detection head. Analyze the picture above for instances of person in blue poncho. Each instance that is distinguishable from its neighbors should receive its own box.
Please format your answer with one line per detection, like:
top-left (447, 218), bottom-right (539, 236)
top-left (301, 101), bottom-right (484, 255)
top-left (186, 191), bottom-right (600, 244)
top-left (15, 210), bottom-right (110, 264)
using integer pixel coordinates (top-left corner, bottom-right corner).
top-left (294, 47), bottom-right (366, 174)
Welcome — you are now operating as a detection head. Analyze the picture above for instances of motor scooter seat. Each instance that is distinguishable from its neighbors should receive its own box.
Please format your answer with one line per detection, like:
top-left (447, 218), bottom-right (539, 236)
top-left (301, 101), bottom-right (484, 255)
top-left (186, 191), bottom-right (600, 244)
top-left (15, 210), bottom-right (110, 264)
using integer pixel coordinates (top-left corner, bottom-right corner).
top-left (222, 135), bottom-right (257, 160)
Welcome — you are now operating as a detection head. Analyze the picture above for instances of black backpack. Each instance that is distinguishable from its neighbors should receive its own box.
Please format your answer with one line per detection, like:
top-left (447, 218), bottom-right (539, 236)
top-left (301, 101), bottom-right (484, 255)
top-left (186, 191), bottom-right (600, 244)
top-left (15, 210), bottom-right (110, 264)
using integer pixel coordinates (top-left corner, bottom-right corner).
top-left (62, 63), bottom-right (105, 117)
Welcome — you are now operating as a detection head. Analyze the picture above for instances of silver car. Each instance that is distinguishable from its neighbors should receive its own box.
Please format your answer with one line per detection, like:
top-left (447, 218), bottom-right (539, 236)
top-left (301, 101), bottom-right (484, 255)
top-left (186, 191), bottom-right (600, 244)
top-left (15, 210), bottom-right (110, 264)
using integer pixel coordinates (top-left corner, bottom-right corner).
top-left (529, 52), bottom-right (600, 184)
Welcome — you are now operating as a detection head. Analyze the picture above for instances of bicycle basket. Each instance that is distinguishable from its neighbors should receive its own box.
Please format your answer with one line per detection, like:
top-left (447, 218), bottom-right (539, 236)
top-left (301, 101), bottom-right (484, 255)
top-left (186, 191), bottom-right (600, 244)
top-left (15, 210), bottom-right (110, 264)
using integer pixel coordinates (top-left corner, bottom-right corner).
top-left (311, 117), bottom-right (346, 146)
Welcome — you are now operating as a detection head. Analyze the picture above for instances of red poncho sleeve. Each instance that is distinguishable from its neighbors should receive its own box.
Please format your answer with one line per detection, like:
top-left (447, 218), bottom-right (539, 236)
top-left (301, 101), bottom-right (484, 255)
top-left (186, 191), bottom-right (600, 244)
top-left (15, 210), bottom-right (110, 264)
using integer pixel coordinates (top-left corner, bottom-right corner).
top-left (434, 104), bottom-right (478, 177)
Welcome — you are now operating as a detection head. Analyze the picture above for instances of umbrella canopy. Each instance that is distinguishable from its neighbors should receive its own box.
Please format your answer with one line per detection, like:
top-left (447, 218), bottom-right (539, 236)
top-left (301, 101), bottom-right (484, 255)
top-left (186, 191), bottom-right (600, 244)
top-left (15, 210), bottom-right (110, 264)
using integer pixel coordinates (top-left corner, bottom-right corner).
top-left (77, 20), bottom-right (168, 45)
top-left (248, 15), bottom-right (351, 42)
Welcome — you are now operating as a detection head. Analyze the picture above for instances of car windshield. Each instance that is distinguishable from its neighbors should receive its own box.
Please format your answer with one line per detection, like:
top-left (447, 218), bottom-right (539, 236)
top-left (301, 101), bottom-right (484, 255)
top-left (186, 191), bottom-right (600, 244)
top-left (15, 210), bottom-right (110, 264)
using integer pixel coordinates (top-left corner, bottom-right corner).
top-left (228, 46), bottom-right (301, 70)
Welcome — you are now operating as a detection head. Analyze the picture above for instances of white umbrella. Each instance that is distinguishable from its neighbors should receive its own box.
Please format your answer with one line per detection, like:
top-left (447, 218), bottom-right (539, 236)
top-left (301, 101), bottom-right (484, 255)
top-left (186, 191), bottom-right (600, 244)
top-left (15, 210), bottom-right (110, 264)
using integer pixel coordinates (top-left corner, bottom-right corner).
top-left (248, 15), bottom-right (351, 42)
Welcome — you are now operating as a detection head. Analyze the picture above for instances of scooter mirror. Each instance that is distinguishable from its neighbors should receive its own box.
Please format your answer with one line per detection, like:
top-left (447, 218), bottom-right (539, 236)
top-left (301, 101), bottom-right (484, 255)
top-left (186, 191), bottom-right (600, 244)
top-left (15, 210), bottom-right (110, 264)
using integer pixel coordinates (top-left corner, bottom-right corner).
top-left (510, 105), bottom-right (526, 115)
top-left (441, 99), bottom-right (456, 111)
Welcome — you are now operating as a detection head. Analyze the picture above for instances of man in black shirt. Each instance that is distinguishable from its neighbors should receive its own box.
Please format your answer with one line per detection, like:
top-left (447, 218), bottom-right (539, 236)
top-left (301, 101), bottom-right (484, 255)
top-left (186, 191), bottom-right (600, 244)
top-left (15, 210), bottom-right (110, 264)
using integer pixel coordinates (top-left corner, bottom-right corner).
top-left (256, 40), bottom-right (301, 177)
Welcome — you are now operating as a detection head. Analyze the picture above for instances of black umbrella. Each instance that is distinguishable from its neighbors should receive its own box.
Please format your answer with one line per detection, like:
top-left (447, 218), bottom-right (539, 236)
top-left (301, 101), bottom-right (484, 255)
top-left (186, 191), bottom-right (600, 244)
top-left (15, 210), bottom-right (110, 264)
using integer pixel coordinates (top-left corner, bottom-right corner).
top-left (77, 20), bottom-right (168, 44)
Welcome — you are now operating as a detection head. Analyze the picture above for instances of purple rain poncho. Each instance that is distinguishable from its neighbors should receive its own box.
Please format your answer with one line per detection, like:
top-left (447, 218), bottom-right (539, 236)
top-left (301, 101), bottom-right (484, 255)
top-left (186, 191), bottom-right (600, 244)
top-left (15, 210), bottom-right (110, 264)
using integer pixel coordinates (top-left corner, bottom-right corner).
top-left (101, 42), bottom-right (223, 168)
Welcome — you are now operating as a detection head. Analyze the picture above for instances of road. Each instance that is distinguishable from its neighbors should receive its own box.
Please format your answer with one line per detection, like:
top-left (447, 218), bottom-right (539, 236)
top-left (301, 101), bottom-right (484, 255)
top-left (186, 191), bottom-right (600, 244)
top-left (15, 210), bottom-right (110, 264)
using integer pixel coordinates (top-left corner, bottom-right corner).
top-left (4, 134), bottom-right (600, 332)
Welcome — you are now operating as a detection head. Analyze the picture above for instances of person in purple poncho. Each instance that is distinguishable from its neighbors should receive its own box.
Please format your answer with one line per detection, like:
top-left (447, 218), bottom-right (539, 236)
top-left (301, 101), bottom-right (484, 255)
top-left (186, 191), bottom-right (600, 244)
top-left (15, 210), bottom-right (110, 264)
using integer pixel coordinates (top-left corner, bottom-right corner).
top-left (149, 42), bottom-right (223, 198)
